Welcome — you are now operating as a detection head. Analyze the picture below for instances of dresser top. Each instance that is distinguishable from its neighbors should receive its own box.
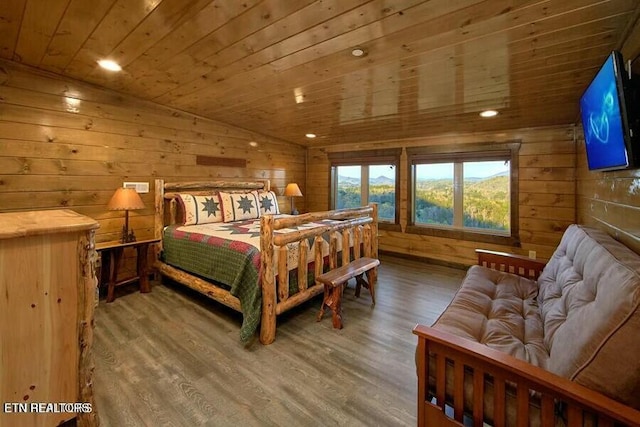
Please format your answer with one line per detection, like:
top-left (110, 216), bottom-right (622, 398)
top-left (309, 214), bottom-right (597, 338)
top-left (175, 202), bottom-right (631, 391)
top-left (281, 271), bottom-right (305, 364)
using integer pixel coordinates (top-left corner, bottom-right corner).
top-left (0, 209), bottom-right (99, 239)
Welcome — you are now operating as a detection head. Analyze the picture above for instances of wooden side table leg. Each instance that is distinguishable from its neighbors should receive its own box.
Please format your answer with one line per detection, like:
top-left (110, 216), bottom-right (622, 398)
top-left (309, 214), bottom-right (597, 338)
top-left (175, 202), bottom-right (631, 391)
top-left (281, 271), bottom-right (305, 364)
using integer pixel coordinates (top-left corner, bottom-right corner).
top-left (355, 273), bottom-right (365, 297)
top-left (366, 267), bottom-right (377, 305)
top-left (99, 251), bottom-right (111, 289)
top-left (330, 284), bottom-right (343, 329)
top-left (106, 247), bottom-right (124, 303)
top-left (317, 284), bottom-right (329, 322)
top-left (137, 243), bottom-right (151, 294)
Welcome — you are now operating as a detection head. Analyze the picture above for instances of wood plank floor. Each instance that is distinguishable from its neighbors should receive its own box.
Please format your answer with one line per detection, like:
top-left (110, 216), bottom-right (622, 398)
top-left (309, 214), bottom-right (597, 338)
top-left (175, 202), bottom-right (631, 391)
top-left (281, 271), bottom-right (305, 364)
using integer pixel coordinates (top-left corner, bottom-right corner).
top-left (93, 254), bottom-right (466, 426)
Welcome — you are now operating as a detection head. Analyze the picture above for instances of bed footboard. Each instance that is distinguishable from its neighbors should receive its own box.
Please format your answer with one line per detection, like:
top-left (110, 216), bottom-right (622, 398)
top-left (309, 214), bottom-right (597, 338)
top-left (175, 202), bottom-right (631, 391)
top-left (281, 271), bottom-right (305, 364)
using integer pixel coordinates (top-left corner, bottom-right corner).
top-left (413, 324), bottom-right (640, 426)
top-left (260, 204), bottom-right (378, 344)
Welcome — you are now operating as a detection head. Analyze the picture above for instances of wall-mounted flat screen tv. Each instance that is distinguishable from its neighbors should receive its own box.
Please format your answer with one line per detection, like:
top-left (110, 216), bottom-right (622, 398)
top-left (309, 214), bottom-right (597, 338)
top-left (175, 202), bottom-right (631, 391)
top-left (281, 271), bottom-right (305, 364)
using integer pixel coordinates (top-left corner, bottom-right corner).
top-left (579, 51), bottom-right (638, 171)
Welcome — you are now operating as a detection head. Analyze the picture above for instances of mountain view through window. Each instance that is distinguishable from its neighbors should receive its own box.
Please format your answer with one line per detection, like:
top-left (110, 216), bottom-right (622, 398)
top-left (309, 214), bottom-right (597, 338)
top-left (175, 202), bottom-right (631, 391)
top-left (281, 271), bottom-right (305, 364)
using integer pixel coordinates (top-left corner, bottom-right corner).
top-left (336, 165), bottom-right (395, 221)
top-left (414, 160), bottom-right (510, 231)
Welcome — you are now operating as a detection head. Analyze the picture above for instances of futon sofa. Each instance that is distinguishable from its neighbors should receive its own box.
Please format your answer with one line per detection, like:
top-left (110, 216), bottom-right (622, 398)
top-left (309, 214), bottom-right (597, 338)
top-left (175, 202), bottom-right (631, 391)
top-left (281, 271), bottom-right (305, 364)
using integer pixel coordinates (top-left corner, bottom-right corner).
top-left (414, 224), bottom-right (640, 426)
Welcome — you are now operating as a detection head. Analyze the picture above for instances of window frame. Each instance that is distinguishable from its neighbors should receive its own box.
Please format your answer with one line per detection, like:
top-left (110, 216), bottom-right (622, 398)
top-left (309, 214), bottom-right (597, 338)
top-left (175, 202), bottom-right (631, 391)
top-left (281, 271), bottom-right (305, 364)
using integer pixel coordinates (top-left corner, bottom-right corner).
top-left (406, 141), bottom-right (521, 246)
top-left (328, 148), bottom-right (401, 231)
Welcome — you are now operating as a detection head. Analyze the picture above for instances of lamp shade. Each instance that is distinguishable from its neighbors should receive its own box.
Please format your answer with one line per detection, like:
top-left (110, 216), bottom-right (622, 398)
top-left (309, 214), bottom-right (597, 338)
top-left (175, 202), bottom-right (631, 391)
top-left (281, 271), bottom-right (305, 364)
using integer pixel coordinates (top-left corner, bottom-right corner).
top-left (107, 188), bottom-right (145, 211)
top-left (284, 183), bottom-right (303, 197)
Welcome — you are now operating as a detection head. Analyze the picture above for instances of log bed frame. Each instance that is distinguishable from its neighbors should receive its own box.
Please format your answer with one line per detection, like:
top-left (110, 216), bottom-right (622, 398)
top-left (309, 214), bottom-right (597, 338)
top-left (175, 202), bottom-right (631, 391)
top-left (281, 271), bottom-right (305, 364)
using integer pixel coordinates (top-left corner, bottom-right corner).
top-left (153, 179), bottom-right (378, 345)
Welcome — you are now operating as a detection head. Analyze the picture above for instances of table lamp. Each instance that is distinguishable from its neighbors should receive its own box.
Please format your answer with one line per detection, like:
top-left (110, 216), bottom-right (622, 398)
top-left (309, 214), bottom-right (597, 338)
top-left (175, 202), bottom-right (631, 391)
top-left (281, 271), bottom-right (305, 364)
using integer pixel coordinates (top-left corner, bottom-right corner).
top-left (107, 187), bottom-right (145, 243)
top-left (284, 183), bottom-right (303, 215)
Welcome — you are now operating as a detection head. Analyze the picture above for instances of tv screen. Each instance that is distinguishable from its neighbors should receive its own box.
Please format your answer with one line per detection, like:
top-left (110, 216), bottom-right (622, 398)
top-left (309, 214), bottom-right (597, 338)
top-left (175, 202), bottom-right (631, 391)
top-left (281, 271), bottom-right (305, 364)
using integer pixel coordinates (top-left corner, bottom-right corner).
top-left (579, 51), bottom-right (634, 171)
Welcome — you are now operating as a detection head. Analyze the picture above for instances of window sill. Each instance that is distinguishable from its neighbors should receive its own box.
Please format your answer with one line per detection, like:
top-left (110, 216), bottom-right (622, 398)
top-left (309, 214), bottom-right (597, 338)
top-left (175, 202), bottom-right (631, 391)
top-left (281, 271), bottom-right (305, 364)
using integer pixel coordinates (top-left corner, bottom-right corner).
top-left (378, 223), bottom-right (401, 232)
top-left (406, 225), bottom-right (520, 247)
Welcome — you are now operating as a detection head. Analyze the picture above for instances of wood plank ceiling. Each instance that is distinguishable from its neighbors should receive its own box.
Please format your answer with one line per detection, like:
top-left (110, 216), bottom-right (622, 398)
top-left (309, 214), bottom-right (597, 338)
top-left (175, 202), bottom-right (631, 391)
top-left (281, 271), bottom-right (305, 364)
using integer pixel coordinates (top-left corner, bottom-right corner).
top-left (1, 0), bottom-right (639, 146)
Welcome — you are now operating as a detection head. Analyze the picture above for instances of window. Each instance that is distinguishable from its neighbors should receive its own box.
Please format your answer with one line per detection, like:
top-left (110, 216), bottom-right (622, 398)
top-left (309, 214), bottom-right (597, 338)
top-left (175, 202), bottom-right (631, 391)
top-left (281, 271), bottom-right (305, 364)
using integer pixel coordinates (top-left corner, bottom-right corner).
top-left (329, 149), bottom-right (400, 228)
top-left (407, 142), bottom-right (520, 245)
top-left (462, 161), bottom-right (510, 231)
top-left (335, 165), bottom-right (362, 209)
top-left (368, 164), bottom-right (397, 222)
top-left (414, 162), bottom-right (454, 226)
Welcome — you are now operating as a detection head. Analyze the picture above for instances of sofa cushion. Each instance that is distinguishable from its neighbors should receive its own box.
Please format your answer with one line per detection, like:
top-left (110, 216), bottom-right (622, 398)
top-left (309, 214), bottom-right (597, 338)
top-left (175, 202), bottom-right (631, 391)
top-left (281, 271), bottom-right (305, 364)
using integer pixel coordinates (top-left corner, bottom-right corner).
top-left (433, 265), bottom-right (548, 368)
top-left (536, 224), bottom-right (640, 409)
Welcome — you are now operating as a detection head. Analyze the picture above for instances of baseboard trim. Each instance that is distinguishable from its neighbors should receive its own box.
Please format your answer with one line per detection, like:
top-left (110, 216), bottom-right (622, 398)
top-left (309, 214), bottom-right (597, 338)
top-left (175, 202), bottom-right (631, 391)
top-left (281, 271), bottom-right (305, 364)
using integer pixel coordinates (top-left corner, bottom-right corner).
top-left (379, 249), bottom-right (468, 271)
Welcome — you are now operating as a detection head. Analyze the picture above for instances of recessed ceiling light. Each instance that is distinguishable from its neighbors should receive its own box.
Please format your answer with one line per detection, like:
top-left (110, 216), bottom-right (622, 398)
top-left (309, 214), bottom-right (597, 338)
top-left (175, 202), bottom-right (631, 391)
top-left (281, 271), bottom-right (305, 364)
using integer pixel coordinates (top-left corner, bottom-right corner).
top-left (97, 59), bottom-right (122, 72)
top-left (480, 110), bottom-right (499, 118)
top-left (249, 141), bottom-right (258, 147)
top-left (351, 47), bottom-right (367, 57)
top-left (305, 133), bottom-right (316, 139)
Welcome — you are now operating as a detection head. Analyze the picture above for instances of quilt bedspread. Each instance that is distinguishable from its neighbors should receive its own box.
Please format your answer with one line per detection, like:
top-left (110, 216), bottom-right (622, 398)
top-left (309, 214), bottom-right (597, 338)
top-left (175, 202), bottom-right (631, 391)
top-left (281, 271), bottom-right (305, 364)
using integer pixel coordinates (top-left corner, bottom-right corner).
top-left (162, 217), bottom-right (345, 342)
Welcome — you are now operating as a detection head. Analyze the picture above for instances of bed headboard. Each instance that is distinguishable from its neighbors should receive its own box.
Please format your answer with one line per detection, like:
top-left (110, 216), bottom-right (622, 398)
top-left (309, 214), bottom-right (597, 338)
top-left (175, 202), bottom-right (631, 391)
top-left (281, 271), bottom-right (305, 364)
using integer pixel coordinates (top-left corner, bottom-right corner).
top-left (154, 179), bottom-right (270, 243)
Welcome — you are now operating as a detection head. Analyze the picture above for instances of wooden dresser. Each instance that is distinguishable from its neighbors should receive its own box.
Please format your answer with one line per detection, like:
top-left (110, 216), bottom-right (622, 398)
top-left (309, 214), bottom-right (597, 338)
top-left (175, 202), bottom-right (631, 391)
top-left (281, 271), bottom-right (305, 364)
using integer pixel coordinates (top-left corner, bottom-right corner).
top-left (0, 210), bottom-right (99, 427)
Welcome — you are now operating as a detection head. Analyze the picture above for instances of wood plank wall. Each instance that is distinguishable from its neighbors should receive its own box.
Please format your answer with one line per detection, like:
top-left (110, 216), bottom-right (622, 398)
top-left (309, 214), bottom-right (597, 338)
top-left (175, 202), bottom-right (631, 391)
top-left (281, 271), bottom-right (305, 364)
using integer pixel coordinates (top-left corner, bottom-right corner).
top-left (307, 126), bottom-right (576, 266)
top-left (0, 60), bottom-right (305, 275)
top-left (575, 128), bottom-right (640, 254)
top-left (574, 21), bottom-right (640, 256)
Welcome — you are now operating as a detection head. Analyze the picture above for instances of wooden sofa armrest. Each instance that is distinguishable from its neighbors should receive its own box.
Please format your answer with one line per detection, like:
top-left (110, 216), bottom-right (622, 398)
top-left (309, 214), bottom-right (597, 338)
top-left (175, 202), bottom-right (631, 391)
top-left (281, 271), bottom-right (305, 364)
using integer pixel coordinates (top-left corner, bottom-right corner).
top-left (413, 324), bottom-right (640, 426)
top-left (476, 249), bottom-right (546, 280)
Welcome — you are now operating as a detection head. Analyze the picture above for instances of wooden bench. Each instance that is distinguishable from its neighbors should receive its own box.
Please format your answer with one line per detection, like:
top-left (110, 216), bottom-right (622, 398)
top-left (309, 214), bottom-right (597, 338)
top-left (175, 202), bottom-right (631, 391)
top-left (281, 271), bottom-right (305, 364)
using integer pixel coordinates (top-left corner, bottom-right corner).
top-left (316, 257), bottom-right (380, 329)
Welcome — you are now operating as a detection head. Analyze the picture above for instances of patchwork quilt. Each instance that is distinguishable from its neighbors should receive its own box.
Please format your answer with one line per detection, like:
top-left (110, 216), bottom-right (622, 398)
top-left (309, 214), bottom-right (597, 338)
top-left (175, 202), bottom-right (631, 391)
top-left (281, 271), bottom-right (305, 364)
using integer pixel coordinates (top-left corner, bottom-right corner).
top-left (162, 216), bottom-right (347, 342)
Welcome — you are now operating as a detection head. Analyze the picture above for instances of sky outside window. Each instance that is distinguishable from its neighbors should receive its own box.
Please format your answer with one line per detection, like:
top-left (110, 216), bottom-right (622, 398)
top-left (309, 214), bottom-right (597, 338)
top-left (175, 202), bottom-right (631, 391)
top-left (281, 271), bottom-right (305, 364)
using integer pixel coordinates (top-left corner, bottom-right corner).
top-left (369, 164), bottom-right (395, 179)
top-left (337, 165), bottom-right (361, 178)
top-left (416, 161), bottom-right (508, 179)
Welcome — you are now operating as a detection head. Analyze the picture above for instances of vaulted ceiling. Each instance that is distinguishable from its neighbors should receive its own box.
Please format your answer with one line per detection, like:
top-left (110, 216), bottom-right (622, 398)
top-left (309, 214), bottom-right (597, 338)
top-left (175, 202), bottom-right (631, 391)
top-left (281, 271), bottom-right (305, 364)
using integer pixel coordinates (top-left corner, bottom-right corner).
top-left (1, 0), bottom-right (639, 146)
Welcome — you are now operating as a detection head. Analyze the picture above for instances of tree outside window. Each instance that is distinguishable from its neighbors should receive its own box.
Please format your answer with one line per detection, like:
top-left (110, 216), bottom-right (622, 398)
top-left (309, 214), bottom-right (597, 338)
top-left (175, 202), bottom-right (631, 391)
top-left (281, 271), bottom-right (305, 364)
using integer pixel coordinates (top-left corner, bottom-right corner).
top-left (414, 161), bottom-right (510, 233)
top-left (407, 142), bottom-right (520, 246)
top-left (334, 164), bottom-right (396, 222)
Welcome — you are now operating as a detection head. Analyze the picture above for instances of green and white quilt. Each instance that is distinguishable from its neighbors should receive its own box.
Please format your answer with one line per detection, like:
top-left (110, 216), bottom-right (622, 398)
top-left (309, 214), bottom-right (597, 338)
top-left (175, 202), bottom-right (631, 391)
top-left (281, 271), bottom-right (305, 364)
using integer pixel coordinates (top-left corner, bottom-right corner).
top-left (162, 216), bottom-right (347, 342)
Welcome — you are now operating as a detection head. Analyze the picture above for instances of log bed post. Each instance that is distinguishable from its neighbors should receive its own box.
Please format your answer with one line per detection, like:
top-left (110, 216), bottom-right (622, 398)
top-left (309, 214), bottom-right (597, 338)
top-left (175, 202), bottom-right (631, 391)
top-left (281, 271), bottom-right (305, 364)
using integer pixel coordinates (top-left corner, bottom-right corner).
top-left (329, 232), bottom-right (338, 269)
top-left (353, 226), bottom-right (362, 260)
top-left (370, 203), bottom-right (378, 258)
top-left (342, 229), bottom-right (350, 266)
top-left (277, 245), bottom-right (289, 302)
top-left (314, 236), bottom-right (324, 283)
top-left (363, 224), bottom-right (372, 258)
top-left (154, 179), bottom-right (165, 256)
top-left (260, 214), bottom-right (276, 344)
top-left (298, 239), bottom-right (309, 291)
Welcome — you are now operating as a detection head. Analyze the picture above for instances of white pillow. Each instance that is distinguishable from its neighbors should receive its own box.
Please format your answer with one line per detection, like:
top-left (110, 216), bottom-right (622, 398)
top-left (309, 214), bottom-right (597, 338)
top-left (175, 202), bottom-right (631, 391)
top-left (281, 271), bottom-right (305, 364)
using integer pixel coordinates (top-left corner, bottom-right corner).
top-left (256, 190), bottom-right (280, 215)
top-left (177, 193), bottom-right (223, 225)
top-left (219, 191), bottom-right (261, 222)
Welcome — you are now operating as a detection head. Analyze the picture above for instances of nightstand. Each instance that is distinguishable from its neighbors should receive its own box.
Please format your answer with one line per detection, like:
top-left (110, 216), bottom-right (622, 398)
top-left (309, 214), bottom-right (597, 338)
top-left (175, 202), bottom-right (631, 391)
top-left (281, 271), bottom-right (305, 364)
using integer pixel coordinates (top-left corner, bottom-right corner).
top-left (96, 238), bottom-right (160, 303)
